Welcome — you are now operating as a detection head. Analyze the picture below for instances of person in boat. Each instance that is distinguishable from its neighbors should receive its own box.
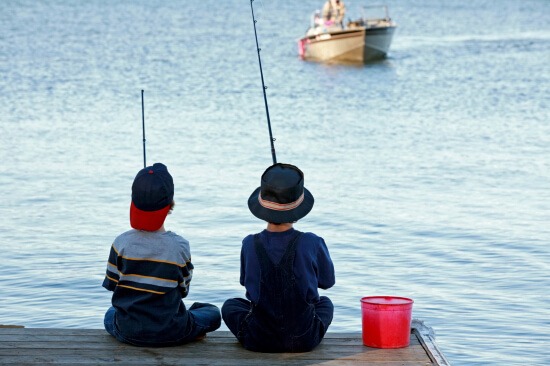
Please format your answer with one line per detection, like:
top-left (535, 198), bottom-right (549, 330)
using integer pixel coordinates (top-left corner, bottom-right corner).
top-left (313, 9), bottom-right (323, 27)
top-left (322, 0), bottom-right (346, 27)
top-left (102, 163), bottom-right (221, 346)
top-left (222, 163), bottom-right (335, 352)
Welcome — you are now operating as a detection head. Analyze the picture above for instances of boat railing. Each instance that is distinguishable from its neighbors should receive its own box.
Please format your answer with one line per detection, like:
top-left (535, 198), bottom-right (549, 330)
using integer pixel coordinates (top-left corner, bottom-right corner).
top-left (307, 4), bottom-right (394, 34)
top-left (360, 5), bottom-right (391, 22)
top-left (346, 4), bottom-right (394, 29)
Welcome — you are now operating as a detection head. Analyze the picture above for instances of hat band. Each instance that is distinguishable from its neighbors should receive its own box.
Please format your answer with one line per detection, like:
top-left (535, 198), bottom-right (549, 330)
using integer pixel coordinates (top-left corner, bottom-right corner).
top-left (258, 192), bottom-right (304, 211)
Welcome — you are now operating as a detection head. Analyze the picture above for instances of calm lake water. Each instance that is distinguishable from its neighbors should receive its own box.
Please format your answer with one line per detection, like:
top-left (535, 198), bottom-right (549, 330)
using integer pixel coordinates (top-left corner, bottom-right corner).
top-left (1, 1), bottom-right (549, 365)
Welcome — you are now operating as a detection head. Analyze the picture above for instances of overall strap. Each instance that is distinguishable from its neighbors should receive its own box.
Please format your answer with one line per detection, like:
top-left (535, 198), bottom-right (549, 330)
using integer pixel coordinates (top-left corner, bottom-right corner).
top-left (253, 231), bottom-right (303, 269)
top-left (253, 234), bottom-right (270, 270)
top-left (284, 231), bottom-right (303, 263)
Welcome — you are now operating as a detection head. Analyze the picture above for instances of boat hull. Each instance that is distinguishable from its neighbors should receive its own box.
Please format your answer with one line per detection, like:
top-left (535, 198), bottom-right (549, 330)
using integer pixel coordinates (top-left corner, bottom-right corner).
top-left (299, 26), bottom-right (395, 64)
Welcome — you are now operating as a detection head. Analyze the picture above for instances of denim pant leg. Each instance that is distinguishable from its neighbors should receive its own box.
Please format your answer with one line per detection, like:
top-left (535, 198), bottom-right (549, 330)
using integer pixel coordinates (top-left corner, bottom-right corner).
top-left (186, 302), bottom-right (222, 340)
top-left (103, 306), bottom-right (116, 337)
top-left (221, 298), bottom-right (252, 340)
top-left (103, 306), bottom-right (130, 344)
top-left (315, 296), bottom-right (334, 336)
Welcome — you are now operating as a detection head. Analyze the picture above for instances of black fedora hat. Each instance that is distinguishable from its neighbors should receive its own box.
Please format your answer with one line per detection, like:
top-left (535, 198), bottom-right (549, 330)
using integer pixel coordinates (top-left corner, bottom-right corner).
top-left (248, 163), bottom-right (314, 224)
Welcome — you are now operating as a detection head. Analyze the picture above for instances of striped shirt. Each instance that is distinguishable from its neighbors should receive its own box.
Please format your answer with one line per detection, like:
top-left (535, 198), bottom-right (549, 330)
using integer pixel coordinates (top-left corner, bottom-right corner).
top-left (102, 229), bottom-right (194, 340)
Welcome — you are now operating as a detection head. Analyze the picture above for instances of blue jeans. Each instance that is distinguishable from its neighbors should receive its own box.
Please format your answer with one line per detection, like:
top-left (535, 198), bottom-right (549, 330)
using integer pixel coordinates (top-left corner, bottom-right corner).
top-left (104, 302), bottom-right (221, 347)
top-left (222, 296), bottom-right (334, 352)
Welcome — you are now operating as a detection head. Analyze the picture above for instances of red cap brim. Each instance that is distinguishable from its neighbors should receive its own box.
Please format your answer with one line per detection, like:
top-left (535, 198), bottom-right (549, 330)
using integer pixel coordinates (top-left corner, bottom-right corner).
top-left (130, 201), bottom-right (171, 231)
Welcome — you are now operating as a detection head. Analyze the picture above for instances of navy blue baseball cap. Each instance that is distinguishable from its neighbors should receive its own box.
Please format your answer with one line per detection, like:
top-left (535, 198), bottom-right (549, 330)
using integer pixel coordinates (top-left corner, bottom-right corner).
top-left (130, 163), bottom-right (174, 231)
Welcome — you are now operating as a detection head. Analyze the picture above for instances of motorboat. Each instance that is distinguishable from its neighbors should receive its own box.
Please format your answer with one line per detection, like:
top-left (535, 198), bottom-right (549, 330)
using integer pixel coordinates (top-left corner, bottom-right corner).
top-left (298, 5), bottom-right (396, 63)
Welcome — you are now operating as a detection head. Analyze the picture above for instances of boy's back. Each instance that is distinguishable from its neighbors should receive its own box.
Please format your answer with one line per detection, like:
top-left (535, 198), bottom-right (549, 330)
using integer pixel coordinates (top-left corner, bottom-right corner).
top-left (240, 229), bottom-right (334, 305)
top-left (103, 229), bottom-right (193, 340)
top-left (102, 163), bottom-right (221, 347)
top-left (223, 163), bottom-right (335, 352)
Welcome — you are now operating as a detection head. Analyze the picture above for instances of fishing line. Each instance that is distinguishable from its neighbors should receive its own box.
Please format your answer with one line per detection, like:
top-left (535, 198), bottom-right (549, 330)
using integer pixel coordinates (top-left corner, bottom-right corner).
top-left (249, 0), bottom-right (277, 165)
top-left (141, 89), bottom-right (146, 168)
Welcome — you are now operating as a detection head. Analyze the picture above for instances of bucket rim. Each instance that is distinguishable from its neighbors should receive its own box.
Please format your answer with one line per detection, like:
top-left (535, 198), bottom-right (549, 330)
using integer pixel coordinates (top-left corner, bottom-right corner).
top-left (360, 295), bottom-right (414, 305)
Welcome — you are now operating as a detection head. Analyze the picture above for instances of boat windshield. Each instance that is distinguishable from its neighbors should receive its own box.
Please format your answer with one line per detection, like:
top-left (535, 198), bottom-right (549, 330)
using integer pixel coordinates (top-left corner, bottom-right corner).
top-left (359, 5), bottom-right (391, 25)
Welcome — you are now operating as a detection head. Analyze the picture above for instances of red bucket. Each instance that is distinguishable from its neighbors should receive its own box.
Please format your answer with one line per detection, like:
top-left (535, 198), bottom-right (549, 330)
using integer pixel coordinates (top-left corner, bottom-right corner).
top-left (360, 296), bottom-right (414, 348)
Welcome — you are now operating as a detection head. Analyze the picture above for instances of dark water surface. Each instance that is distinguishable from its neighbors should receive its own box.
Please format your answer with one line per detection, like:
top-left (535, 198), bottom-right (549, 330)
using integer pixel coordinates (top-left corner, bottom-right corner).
top-left (1, 1), bottom-right (549, 365)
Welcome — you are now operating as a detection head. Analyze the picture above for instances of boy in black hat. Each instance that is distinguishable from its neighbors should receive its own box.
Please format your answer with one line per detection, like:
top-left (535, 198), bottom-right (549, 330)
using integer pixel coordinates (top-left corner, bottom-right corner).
top-left (222, 163), bottom-right (335, 352)
top-left (102, 163), bottom-right (221, 346)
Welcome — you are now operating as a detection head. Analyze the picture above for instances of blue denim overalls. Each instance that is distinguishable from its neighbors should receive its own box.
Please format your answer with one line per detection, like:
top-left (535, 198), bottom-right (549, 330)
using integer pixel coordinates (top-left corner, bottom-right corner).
top-left (239, 231), bottom-right (325, 352)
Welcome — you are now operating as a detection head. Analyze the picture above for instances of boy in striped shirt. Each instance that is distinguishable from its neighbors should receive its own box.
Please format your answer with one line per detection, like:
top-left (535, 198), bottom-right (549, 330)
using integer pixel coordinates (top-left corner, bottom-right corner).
top-left (102, 163), bottom-right (221, 346)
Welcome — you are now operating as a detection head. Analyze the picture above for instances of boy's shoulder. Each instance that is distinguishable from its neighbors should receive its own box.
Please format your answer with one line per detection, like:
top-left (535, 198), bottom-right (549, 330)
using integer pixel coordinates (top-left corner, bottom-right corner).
top-left (113, 229), bottom-right (191, 262)
top-left (299, 231), bottom-right (323, 240)
top-left (242, 233), bottom-right (255, 248)
top-left (299, 231), bottom-right (329, 251)
top-left (163, 229), bottom-right (187, 240)
top-left (113, 228), bottom-right (136, 242)
top-left (165, 231), bottom-right (190, 251)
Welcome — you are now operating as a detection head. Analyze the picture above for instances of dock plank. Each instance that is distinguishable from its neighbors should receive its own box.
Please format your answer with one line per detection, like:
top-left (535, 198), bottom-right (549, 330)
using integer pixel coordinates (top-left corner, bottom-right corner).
top-left (0, 321), bottom-right (447, 365)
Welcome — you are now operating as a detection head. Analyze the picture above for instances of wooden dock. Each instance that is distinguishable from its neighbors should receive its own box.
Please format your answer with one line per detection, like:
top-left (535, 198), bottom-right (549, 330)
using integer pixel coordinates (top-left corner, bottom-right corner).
top-left (0, 320), bottom-right (450, 365)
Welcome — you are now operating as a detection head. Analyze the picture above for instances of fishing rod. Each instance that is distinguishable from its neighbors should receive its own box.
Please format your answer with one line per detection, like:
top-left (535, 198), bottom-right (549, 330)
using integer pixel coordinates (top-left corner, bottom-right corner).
top-left (141, 89), bottom-right (146, 168)
top-left (249, 0), bottom-right (277, 165)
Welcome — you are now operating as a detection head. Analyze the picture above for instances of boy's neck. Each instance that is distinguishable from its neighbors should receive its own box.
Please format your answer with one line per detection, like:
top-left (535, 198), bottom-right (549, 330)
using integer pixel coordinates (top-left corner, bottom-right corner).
top-left (266, 223), bottom-right (293, 232)
top-left (142, 225), bottom-right (166, 233)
